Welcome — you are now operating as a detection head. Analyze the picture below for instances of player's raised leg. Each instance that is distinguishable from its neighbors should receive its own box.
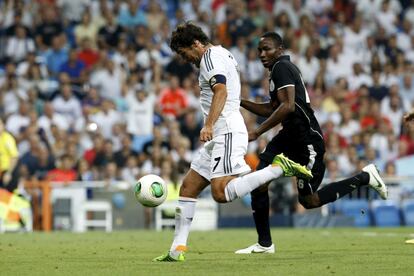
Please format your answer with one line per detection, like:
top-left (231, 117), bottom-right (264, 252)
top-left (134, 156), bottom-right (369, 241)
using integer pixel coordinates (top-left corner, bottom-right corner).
top-left (362, 164), bottom-right (387, 199)
top-left (216, 153), bottom-right (312, 203)
top-left (153, 169), bottom-right (209, 262)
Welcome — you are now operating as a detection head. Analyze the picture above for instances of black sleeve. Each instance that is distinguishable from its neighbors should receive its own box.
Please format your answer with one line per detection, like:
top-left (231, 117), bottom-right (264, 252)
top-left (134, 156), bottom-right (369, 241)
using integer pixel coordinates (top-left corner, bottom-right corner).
top-left (272, 63), bottom-right (295, 91)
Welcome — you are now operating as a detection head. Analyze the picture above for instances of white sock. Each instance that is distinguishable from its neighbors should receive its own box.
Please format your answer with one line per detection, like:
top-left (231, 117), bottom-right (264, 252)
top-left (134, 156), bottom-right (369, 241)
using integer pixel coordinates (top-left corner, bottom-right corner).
top-left (170, 197), bottom-right (196, 257)
top-left (224, 165), bottom-right (283, 201)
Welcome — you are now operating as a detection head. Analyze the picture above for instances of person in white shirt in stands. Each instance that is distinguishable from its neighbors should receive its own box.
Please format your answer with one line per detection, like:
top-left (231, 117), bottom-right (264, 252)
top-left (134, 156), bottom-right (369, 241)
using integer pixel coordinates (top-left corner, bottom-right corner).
top-left (5, 25), bottom-right (35, 63)
top-left (229, 36), bottom-right (248, 80)
top-left (90, 99), bottom-right (122, 139)
top-left (153, 22), bottom-right (312, 262)
top-left (297, 45), bottom-right (319, 86)
top-left (347, 63), bottom-right (372, 91)
top-left (5, 101), bottom-right (31, 137)
top-left (343, 15), bottom-right (370, 63)
top-left (375, 0), bottom-right (398, 35)
top-left (38, 102), bottom-right (69, 141)
top-left (126, 86), bottom-right (155, 150)
top-left (52, 83), bottom-right (82, 128)
top-left (126, 86), bottom-right (155, 136)
top-left (89, 58), bottom-right (125, 100)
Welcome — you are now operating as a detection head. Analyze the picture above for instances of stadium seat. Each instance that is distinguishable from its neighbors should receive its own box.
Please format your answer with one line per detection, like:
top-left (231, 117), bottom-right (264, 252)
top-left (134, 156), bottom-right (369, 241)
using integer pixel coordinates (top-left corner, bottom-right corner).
top-left (155, 199), bottom-right (218, 231)
top-left (77, 201), bottom-right (113, 232)
top-left (338, 199), bottom-right (371, 227)
top-left (371, 200), bottom-right (401, 227)
top-left (155, 201), bottom-right (176, 231)
top-left (401, 200), bottom-right (414, 226)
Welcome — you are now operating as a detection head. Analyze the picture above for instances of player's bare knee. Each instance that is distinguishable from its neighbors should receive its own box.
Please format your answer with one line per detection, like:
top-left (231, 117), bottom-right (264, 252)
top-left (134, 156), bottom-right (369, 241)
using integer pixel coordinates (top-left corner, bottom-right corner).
top-left (211, 184), bottom-right (226, 203)
top-left (212, 190), bottom-right (226, 203)
top-left (211, 179), bottom-right (229, 203)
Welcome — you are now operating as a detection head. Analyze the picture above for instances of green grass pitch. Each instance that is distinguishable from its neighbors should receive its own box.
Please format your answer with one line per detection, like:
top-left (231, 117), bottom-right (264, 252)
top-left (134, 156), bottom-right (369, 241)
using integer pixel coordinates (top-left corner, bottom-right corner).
top-left (1, 228), bottom-right (414, 275)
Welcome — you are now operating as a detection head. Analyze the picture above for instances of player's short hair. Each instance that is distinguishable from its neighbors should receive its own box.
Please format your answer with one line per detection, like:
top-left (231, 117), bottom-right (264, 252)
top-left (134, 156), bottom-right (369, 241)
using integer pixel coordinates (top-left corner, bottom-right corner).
top-left (170, 22), bottom-right (210, 52)
top-left (261, 32), bottom-right (284, 48)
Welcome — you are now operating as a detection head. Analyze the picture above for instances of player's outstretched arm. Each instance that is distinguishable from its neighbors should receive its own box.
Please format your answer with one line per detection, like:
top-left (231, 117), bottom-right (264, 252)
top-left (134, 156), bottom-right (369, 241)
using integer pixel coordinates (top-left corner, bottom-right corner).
top-left (240, 99), bottom-right (273, 117)
top-left (249, 86), bottom-right (295, 141)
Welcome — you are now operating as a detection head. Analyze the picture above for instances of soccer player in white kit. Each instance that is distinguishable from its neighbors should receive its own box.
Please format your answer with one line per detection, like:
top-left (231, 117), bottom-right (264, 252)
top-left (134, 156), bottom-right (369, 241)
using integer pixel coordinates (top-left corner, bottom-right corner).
top-left (154, 23), bottom-right (312, 262)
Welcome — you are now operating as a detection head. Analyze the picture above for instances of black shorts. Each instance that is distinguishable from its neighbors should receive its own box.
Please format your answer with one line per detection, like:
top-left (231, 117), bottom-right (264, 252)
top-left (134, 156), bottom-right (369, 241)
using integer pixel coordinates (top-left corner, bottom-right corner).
top-left (259, 132), bottom-right (326, 196)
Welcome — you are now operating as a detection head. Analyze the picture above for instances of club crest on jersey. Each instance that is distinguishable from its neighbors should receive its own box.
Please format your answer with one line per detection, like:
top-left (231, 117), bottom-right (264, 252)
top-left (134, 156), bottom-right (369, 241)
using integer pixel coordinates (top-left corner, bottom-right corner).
top-left (209, 76), bottom-right (217, 87)
top-left (269, 80), bottom-right (275, 92)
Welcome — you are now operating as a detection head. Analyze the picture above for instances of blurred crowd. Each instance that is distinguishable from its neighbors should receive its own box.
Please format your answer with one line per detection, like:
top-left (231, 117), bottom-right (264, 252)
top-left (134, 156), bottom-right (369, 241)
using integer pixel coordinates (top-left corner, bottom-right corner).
top-left (0, 0), bottom-right (413, 196)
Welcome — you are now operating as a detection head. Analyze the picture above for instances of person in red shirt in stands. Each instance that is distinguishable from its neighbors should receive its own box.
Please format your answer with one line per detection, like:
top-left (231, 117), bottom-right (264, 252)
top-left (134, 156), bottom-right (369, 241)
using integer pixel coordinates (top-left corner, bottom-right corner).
top-left (77, 37), bottom-right (100, 69)
top-left (400, 111), bottom-right (414, 155)
top-left (158, 75), bottom-right (189, 119)
top-left (83, 134), bottom-right (105, 166)
top-left (47, 154), bottom-right (77, 182)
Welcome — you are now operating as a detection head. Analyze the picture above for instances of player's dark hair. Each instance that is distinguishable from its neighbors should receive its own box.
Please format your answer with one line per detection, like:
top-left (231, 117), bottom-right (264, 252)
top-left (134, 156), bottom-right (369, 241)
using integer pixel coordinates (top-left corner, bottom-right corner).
top-left (261, 32), bottom-right (284, 48)
top-left (170, 22), bottom-right (210, 52)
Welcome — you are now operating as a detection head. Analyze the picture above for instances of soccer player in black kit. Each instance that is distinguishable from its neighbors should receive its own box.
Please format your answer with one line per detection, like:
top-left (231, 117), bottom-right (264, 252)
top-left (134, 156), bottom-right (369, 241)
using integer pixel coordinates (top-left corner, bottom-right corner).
top-left (236, 32), bottom-right (388, 254)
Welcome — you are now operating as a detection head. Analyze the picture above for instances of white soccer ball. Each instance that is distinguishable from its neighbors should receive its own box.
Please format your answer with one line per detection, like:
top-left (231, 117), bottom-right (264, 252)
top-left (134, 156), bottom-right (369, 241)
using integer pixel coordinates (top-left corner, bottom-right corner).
top-left (134, 174), bottom-right (168, 207)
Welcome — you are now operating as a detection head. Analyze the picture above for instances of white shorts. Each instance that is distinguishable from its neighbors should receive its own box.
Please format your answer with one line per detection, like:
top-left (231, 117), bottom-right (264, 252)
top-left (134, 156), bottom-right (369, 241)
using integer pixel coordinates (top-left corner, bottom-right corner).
top-left (191, 132), bottom-right (251, 181)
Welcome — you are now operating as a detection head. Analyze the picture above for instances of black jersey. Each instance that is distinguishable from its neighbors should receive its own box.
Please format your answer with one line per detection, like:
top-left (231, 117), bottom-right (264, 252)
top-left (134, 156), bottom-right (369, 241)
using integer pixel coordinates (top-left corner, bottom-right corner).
top-left (269, 55), bottom-right (323, 143)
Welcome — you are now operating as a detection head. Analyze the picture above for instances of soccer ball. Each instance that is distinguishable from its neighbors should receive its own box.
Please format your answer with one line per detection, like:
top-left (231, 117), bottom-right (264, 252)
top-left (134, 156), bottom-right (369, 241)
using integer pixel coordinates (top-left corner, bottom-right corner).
top-left (134, 174), bottom-right (168, 207)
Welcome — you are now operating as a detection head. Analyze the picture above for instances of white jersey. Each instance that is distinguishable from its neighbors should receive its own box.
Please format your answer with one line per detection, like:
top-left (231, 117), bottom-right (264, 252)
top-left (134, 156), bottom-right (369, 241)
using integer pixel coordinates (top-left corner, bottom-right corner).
top-left (199, 45), bottom-right (247, 136)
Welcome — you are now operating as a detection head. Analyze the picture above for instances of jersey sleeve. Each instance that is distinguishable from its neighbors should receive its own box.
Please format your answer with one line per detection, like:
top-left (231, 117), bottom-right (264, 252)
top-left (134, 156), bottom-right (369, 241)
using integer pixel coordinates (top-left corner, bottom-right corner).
top-left (200, 49), bottom-right (227, 85)
top-left (272, 63), bottom-right (295, 91)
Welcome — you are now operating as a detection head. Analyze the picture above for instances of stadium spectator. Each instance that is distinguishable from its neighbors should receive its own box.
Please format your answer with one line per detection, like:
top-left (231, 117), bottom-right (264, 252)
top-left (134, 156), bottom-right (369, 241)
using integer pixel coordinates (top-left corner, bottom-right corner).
top-left (120, 155), bottom-right (139, 183)
top-left (89, 58), bottom-right (125, 100)
top-left (46, 154), bottom-right (77, 182)
top-left (5, 101), bottom-right (31, 137)
top-left (93, 139), bottom-right (115, 169)
top-left (126, 86), bottom-right (155, 139)
top-left (245, 47), bottom-right (265, 88)
top-left (59, 48), bottom-right (86, 85)
top-left (347, 63), bottom-right (372, 91)
top-left (52, 83), bottom-right (82, 127)
top-left (337, 104), bottom-right (361, 143)
top-left (146, 2), bottom-right (167, 35)
top-left (74, 10), bottom-right (99, 48)
top-left (157, 75), bottom-right (189, 119)
top-left (165, 55), bottom-right (194, 85)
top-left (38, 102), bottom-right (69, 140)
top-left (44, 36), bottom-right (69, 78)
top-left (82, 86), bottom-right (103, 114)
top-left (229, 36), bottom-right (248, 80)
top-left (90, 99), bottom-right (122, 139)
top-left (142, 126), bottom-right (170, 156)
top-left (369, 70), bottom-right (389, 101)
top-left (376, 0), bottom-right (398, 35)
top-left (114, 134), bottom-right (138, 168)
top-left (179, 110), bottom-right (202, 151)
top-left (2, 75), bottom-right (27, 116)
top-left (77, 37), bottom-right (100, 68)
top-left (97, 12), bottom-right (124, 49)
top-left (117, 0), bottom-right (147, 29)
top-left (5, 25), bottom-right (35, 63)
top-left (35, 7), bottom-right (64, 48)
top-left (399, 74), bottom-right (414, 105)
top-left (83, 134), bottom-right (104, 166)
top-left (297, 46), bottom-right (319, 86)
